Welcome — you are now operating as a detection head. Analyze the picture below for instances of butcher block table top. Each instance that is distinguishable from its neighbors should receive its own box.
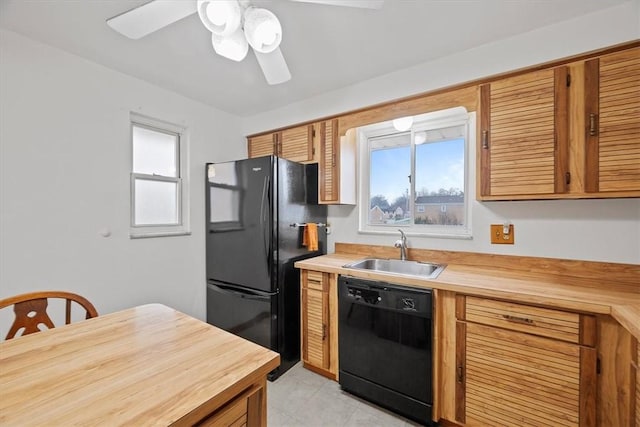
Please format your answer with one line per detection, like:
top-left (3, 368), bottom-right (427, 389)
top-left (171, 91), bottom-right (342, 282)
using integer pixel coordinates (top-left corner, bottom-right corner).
top-left (295, 250), bottom-right (640, 341)
top-left (0, 303), bottom-right (280, 426)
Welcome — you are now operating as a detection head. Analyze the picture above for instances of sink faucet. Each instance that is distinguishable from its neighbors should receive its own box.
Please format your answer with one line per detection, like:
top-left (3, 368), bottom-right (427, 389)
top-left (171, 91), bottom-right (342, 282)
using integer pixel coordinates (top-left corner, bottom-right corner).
top-left (394, 229), bottom-right (408, 261)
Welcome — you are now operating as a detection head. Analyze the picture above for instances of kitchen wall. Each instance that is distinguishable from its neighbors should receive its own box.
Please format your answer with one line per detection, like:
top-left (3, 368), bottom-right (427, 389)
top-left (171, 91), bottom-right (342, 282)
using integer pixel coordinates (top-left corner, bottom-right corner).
top-left (0, 30), bottom-right (246, 320)
top-left (243, 1), bottom-right (640, 265)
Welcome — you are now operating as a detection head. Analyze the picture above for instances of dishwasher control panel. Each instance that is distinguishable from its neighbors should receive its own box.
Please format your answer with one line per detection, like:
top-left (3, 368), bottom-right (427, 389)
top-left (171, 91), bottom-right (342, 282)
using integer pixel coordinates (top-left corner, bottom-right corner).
top-left (339, 275), bottom-right (432, 316)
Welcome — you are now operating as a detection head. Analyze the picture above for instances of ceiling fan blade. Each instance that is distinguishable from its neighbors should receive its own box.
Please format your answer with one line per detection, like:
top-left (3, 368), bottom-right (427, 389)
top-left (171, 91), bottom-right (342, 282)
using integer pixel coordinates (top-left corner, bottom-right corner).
top-left (288, 0), bottom-right (383, 9)
top-left (254, 48), bottom-right (292, 85)
top-left (106, 0), bottom-right (197, 40)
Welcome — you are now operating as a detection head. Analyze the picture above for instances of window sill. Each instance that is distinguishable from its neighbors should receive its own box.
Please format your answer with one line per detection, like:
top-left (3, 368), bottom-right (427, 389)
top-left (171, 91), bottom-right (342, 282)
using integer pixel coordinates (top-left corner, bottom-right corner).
top-left (358, 228), bottom-right (472, 240)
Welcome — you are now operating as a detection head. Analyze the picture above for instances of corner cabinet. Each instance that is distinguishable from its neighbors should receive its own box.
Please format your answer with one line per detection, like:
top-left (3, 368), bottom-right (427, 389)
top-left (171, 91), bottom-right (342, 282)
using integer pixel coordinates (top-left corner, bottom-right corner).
top-left (455, 295), bottom-right (597, 427)
top-left (479, 67), bottom-right (569, 198)
top-left (300, 269), bottom-right (338, 380)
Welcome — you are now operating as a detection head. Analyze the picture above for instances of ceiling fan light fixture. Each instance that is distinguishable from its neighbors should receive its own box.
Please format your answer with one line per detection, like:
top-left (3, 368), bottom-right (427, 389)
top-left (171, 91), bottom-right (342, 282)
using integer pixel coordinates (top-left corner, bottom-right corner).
top-left (243, 7), bottom-right (282, 53)
top-left (197, 0), bottom-right (242, 36)
top-left (212, 29), bottom-right (249, 62)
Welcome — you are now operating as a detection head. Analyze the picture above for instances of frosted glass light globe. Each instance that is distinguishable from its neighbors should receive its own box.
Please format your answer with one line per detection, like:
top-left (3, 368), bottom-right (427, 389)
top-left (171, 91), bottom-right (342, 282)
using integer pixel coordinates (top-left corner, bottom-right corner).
top-left (197, 0), bottom-right (241, 36)
top-left (243, 7), bottom-right (282, 53)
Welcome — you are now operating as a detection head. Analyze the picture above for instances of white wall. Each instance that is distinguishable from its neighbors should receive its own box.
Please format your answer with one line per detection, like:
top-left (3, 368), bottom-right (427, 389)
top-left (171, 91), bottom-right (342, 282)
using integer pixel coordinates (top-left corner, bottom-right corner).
top-left (242, 1), bottom-right (640, 264)
top-left (0, 30), bottom-right (246, 320)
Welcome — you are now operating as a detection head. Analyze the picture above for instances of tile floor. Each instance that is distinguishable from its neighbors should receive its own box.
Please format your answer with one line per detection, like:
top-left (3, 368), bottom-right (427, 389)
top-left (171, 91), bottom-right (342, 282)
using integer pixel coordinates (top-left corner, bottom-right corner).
top-left (267, 363), bottom-right (424, 427)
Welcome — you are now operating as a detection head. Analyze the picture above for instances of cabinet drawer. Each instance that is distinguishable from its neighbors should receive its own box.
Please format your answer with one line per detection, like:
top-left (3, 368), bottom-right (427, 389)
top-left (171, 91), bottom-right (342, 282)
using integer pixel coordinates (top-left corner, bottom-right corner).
top-left (461, 296), bottom-right (582, 344)
top-left (304, 270), bottom-right (326, 291)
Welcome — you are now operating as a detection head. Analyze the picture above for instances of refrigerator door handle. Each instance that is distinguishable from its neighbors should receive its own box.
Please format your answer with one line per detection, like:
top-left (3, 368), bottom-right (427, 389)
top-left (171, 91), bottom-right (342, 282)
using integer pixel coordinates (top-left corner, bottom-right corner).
top-left (260, 175), bottom-right (271, 274)
top-left (208, 282), bottom-right (273, 300)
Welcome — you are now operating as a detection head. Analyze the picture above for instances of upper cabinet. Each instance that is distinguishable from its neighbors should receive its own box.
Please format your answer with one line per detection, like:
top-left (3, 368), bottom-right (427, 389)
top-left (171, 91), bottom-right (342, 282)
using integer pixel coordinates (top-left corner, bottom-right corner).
top-left (584, 47), bottom-right (640, 193)
top-left (248, 133), bottom-right (276, 158)
top-left (248, 124), bottom-right (315, 164)
top-left (316, 120), bottom-right (356, 205)
top-left (247, 120), bottom-right (356, 205)
top-left (479, 67), bottom-right (569, 198)
top-left (248, 43), bottom-right (638, 204)
top-left (478, 45), bottom-right (639, 200)
top-left (279, 125), bottom-right (315, 163)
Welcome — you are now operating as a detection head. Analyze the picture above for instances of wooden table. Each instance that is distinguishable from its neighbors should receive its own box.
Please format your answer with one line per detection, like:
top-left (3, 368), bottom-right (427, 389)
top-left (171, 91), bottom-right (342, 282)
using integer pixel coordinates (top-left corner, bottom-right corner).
top-left (0, 303), bottom-right (280, 426)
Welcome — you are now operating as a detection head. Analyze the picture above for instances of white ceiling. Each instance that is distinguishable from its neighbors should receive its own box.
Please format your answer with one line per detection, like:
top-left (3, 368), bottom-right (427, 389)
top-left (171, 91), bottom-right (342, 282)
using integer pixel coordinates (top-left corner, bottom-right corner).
top-left (0, 0), bottom-right (629, 117)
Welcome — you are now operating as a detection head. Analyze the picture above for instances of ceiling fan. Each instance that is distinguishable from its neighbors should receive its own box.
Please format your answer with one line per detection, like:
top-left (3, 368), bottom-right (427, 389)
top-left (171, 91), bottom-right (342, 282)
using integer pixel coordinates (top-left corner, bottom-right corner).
top-left (106, 0), bottom-right (384, 85)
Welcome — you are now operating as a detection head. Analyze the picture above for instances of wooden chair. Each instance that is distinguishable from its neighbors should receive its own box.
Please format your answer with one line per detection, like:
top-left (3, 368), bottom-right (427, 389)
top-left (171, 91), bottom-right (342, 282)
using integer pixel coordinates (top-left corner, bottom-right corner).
top-left (0, 291), bottom-right (98, 340)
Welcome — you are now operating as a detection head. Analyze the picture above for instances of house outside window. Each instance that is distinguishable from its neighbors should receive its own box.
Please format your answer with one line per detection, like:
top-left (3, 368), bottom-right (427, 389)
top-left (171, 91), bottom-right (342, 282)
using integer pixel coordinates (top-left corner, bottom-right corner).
top-left (358, 107), bottom-right (473, 238)
top-left (130, 113), bottom-right (190, 238)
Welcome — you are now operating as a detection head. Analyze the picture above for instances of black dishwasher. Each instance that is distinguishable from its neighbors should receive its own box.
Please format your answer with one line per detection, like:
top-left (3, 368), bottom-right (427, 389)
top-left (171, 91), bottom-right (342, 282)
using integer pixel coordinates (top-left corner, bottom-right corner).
top-left (338, 275), bottom-right (433, 425)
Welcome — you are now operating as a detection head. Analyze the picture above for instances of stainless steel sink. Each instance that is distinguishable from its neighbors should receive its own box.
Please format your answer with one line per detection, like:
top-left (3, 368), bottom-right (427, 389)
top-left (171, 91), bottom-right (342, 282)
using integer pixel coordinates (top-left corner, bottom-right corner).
top-left (342, 258), bottom-right (446, 279)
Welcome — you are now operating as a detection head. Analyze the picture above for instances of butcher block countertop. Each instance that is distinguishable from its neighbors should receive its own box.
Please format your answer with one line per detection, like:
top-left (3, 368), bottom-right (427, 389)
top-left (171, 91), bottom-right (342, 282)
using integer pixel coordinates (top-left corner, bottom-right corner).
top-left (0, 303), bottom-right (280, 426)
top-left (295, 243), bottom-right (640, 340)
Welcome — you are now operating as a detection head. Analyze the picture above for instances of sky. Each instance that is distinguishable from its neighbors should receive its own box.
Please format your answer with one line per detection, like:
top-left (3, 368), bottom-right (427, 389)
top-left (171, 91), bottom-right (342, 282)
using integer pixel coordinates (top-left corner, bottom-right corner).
top-left (370, 137), bottom-right (464, 203)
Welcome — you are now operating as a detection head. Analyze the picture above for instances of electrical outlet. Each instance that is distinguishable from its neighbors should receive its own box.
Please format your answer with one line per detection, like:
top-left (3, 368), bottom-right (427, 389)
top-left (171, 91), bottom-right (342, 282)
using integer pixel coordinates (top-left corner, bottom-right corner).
top-left (491, 224), bottom-right (514, 244)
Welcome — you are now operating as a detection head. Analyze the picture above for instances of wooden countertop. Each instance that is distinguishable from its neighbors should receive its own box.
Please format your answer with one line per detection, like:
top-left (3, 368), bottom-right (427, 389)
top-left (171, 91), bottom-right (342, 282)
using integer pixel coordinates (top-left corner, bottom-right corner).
top-left (295, 252), bottom-right (640, 340)
top-left (0, 303), bottom-right (280, 426)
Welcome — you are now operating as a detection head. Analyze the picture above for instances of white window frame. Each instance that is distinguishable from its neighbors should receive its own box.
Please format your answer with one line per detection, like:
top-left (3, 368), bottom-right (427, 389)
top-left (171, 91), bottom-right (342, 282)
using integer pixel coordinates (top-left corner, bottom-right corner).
top-left (358, 107), bottom-right (474, 239)
top-left (129, 113), bottom-right (190, 238)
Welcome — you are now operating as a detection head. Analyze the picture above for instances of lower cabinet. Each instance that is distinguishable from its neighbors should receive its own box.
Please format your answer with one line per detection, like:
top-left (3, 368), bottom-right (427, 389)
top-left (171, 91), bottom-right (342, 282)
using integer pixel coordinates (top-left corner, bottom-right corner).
top-left (196, 381), bottom-right (265, 427)
top-left (300, 269), bottom-right (338, 380)
top-left (634, 339), bottom-right (639, 427)
top-left (455, 295), bottom-right (597, 427)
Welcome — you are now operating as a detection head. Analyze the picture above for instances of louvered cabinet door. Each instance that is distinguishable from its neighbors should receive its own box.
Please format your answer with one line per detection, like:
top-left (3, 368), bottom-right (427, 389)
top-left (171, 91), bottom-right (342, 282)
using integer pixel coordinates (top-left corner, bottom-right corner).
top-left (301, 271), bottom-right (329, 371)
top-left (457, 322), bottom-right (596, 427)
top-left (279, 124), bottom-right (315, 163)
top-left (248, 133), bottom-right (275, 158)
top-left (635, 344), bottom-right (639, 427)
top-left (318, 119), bottom-right (339, 203)
top-left (585, 47), bottom-right (640, 193)
top-left (480, 67), bottom-right (569, 198)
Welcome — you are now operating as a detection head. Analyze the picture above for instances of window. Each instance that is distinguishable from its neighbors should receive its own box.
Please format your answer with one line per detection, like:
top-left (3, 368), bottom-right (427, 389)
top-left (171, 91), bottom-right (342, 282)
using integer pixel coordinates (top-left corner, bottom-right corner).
top-left (358, 107), bottom-right (473, 238)
top-left (130, 113), bottom-right (189, 238)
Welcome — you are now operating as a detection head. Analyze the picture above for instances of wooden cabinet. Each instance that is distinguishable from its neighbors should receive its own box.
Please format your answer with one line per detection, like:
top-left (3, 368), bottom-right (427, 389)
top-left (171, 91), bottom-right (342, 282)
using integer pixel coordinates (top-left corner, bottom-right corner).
top-left (197, 381), bottom-right (265, 427)
top-left (479, 45), bottom-right (640, 200)
top-left (479, 67), bottom-right (569, 198)
top-left (248, 124), bottom-right (315, 163)
top-left (248, 133), bottom-right (276, 158)
top-left (635, 341), bottom-right (639, 427)
top-left (585, 47), bottom-right (640, 193)
top-left (455, 295), bottom-right (596, 426)
top-left (279, 124), bottom-right (315, 163)
top-left (596, 315), bottom-right (636, 427)
top-left (316, 120), bottom-right (356, 204)
top-left (300, 269), bottom-right (338, 380)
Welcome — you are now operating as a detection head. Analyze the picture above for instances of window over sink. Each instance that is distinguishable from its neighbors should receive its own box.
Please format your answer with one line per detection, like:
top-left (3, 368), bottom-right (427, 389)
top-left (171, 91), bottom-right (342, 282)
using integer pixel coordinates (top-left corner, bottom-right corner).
top-left (358, 107), bottom-right (473, 238)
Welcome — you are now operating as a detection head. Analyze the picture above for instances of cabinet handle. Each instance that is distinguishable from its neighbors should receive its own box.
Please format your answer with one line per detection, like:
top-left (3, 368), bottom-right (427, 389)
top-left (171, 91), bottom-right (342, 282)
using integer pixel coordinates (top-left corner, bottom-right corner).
top-left (589, 113), bottom-right (598, 136)
top-left (503, 314), bottom-right (534, 325)
top-left (482, 130), bottom-right (489, 149)
top-left (322, 324), bottom-right (327, 340)
top-left (457, 365), bottom-right (464, 383)
top-left (332, 153), bottom-right (336, 167)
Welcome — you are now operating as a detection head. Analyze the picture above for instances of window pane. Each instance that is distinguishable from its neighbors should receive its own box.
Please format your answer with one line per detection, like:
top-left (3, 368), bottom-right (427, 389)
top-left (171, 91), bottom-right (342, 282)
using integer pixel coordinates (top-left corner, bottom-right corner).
top-left (415, 136), bottom-right (465, 226)
top-left (134, 179), bottom-right (178, 225)
top-left (132, 125), bottom-right (178, 177)
top-left (369, 134), bottom-right (411, 225)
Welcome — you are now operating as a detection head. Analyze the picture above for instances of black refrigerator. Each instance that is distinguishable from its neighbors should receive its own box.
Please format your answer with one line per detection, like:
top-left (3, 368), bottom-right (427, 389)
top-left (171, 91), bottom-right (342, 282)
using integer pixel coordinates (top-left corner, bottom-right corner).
top-left (205, 155), bottom-right (327, 379)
